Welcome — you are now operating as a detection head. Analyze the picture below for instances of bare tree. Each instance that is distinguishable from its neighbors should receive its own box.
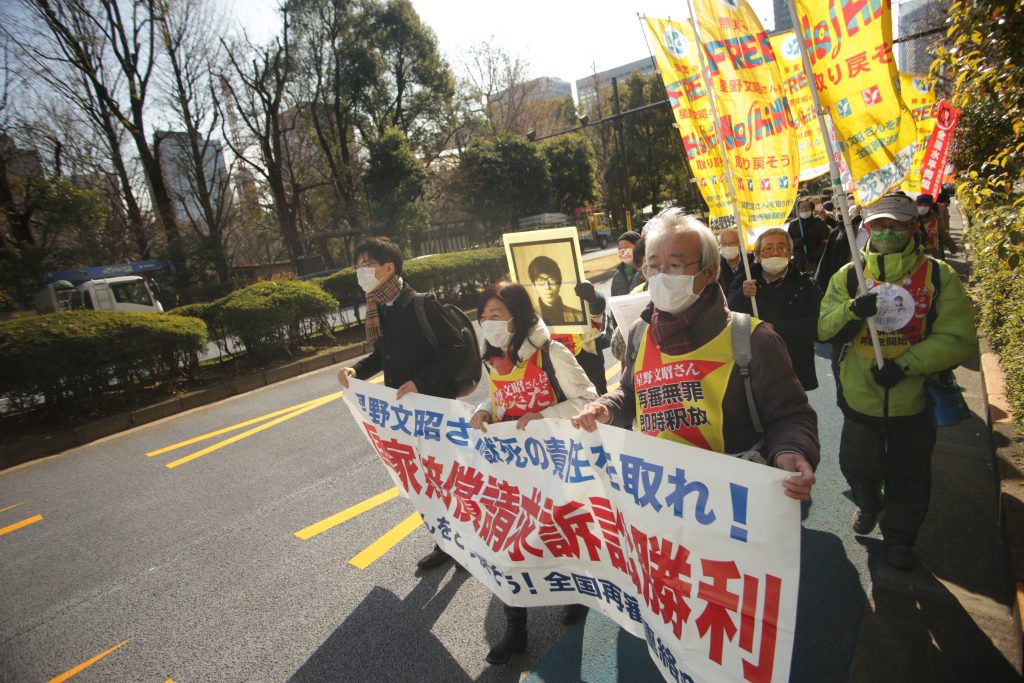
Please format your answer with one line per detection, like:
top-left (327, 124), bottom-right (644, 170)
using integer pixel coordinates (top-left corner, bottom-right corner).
top-left (21, 0), bottom-right (189, 286)
top-left (219, 11), bottom-right (316, 269)
top-left (156, 0), bottom-right (232, 282)
top-left (463, 42), bottom-right (540, 138)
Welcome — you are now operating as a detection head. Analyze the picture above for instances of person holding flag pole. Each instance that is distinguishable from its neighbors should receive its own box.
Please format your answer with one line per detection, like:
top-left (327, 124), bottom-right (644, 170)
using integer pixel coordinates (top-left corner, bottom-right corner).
top-left (673, 9), bottom-right (759, 318)
top-left (783, 0), bottom-right (885, 371)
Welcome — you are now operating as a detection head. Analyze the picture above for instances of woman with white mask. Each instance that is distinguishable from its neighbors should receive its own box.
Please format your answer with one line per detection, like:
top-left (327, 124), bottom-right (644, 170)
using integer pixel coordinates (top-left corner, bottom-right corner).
top-left (468, 279), bottom-right (597, 666)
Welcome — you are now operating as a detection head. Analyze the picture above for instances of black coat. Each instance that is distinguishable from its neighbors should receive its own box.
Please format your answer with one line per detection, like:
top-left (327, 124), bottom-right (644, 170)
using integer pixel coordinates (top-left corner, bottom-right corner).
top-left (353, 284), bottom-right (467, 399)
top-left (787, 216), bottom-right (831, 274)
top-left (814, 216), bottom-right (863, 293)
top-left (718, 252), bottom-right (752, 295)
top-left (727, 263), bottom-right (823, 391)
top-left (611, 263), bottom-right (644, 297)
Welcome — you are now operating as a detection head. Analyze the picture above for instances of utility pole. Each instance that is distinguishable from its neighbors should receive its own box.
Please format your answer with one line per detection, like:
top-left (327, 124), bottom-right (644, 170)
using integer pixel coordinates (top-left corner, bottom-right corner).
top-left (611, 77), bottom-right (634, 230)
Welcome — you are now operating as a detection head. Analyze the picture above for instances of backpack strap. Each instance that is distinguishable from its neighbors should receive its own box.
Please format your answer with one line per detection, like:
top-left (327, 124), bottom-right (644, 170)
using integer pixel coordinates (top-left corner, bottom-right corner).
top-left (540, 340), bottom-right (567, 404)
top-left (731, 312), bottom-right (764, 435)
top-left (413, 293), bottom-right (438, 348)
top-left (627, 319), bottom-right (649, 369)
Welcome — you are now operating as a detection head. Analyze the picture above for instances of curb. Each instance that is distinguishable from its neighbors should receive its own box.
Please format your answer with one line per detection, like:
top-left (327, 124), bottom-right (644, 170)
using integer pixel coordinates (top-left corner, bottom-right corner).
top-left (0, 342), bottom-right (369, 471)
top-left (0, 258), bottom-right (619, 472)
top-left (980, 341), bottom-right (1024, 666)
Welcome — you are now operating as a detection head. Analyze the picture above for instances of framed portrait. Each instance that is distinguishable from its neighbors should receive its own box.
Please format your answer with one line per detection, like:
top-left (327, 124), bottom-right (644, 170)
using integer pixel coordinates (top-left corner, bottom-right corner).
top-left (502, 227), bottom-right (589, 335)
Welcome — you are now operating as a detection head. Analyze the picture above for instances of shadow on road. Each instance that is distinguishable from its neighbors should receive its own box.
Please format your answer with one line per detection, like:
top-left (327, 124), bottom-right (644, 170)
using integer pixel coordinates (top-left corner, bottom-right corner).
top-left (852, 537), bottom-right (1021, 682)
top-left (790, 527), bottom-right (868, 683)
top-left (289, 566), bottom-right (472, 682)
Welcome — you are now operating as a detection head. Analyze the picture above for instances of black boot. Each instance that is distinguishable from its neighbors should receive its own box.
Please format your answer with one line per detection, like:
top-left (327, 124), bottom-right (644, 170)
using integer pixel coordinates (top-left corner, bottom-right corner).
top-left (486, 605), bottom-right (528, 665)
top-left (416, 544), bottom-right (451, 571)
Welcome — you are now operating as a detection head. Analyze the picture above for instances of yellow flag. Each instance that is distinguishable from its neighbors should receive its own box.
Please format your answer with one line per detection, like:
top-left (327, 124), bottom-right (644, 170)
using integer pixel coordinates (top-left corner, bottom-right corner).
top-left (691, 0), bottom-right (801, 237)
top-left (644, 17), bottom-right (733, 220)
top-left (898, 74), bottom-right (936, 196)
top-left (792, 0), bottom-right (917, 205)
top-left (769, 31), bottom-right (830, 181)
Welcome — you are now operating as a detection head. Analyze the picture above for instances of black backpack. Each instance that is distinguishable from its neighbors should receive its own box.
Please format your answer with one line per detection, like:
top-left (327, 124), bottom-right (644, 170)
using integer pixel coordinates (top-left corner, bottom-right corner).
top-left (413, 293), bottom-right (482, 397)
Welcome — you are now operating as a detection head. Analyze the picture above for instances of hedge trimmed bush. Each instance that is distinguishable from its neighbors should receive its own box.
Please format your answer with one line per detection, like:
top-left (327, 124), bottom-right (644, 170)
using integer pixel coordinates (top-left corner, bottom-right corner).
top-left (966, 202), bottom-right (1024, 428)
top-left (217, 280), bottom-right (336, 361)
top-left (0, 310), bottom-right (207, 413)
top-left (318, 247), bottom-right (507, 313)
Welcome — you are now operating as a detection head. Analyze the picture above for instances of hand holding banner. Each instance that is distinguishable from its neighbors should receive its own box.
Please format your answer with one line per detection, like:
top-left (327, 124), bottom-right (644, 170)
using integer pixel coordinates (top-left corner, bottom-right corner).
top-left (343, 378), bottom-right (801, 683)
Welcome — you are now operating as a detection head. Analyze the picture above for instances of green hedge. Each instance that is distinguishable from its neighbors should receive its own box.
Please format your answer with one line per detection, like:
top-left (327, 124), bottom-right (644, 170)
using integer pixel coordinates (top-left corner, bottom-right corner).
top-left (217, 280), bottom-right (336, 361)
top-left (966, 202), bottom-right (1024, 427)
top-left (318, 247), bottom-right (508, 313)
top-left (0, 311), bottom-right (207, 413)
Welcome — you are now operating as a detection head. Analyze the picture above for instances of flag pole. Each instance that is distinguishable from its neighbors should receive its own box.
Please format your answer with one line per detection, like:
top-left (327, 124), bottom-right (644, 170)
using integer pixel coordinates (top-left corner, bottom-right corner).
top-left (786, 0), bottom-right (885, 368)
top-left (677, 5), bottom-right (759, 318)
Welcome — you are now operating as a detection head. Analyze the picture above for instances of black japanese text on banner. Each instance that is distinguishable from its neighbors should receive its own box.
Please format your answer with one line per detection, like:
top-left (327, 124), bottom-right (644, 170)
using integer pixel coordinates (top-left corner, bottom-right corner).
top-left (342, 378), bottom-right (801, 683)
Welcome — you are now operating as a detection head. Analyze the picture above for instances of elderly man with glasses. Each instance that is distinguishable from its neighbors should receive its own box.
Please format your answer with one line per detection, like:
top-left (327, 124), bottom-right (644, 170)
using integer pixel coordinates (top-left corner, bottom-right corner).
top-left (571, 208), bottom-right (819, 502)
top-left (727, 227), bottom-right (823, 391)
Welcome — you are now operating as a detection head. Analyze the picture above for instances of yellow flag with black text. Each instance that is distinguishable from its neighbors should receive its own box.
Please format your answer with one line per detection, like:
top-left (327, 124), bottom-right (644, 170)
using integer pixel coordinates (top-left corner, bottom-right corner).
top-left (898, 73), bottom-right (936, 196)
top-left (691, 0), bottom-right (801, 237)
top-left (769, 31), bottom-right (830, 181)
top-left (644, 17), bottom-right (733, 220)
top-left (792, 0), bottom-right (917, 205)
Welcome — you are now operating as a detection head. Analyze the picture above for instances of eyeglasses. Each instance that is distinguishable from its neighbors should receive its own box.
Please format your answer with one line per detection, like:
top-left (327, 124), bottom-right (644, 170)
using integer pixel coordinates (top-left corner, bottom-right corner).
top-left (758, 245), bottom-right (791, 256)
top-left (533, 277), bottom-right (559, 287)
top-left (641, 260), bottom-right (702, 278)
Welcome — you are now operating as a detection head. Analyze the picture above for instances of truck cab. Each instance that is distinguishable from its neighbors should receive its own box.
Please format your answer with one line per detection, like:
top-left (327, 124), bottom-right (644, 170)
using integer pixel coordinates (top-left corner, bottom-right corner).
top-left (70, 276), bottom-right (163, 313)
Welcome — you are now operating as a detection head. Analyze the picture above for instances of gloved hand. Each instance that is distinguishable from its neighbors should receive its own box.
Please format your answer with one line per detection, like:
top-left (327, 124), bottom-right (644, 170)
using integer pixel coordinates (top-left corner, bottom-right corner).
top-left (850, 292), bottom-right (878, 318)
top-left (574, 281), bottom-right (597, 303)
top-left (871, 360), bottom-right (906, 388)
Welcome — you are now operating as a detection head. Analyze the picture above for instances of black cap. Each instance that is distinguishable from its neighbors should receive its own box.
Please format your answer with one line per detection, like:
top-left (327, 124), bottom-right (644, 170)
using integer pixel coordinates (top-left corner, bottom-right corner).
top-left (916, 193), bottom-right (934, 205)
top-left (617, 231), bottom-right (641, 245)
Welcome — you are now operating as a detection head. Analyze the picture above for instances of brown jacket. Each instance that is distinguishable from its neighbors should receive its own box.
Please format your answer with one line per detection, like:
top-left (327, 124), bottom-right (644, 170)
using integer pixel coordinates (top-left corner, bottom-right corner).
top-left (598, 285), bottom-right (820, 469)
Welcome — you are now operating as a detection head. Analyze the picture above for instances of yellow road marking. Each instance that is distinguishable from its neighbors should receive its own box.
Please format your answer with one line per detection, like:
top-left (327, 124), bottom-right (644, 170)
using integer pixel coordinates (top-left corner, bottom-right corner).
top-left (605, 362), bottom-right (621, 379)
top-left (146, 398), bottom-right (326, 456)
top-left (0, 514), bottom-right (43, 537)
top-left (45, 638), bottom-right (131, 683)
top-left (348, 511), bottom-right (423, 569)
top-left (165, 394), bottom-right (342, 469)
top-left (0, 502), bottom-right (22, 514)
top-left (294, 488), bottom-right (401, 540)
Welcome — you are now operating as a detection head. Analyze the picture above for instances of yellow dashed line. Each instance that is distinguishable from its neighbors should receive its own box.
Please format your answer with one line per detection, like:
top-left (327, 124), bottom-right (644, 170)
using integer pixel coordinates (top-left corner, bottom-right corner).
top-left (0, 515), bottom-right (43, 537)
top-left (348, 512), bottom-right (423, 569)
top-left (45, 638), bottom-right (131, 683)
top-left (294, 488), bottom-right (401, 540)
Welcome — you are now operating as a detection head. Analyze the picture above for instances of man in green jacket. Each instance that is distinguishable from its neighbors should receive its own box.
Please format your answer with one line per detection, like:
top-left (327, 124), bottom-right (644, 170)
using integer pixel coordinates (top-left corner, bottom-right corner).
top-left (818, 192), bottom-right (976, 570)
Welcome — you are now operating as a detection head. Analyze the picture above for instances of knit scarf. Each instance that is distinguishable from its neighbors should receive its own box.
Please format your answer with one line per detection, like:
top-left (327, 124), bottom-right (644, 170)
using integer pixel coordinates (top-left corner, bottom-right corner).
top-left (650, 284), bottom-right (716, 355)
top-left (364, 275), bottom-right (404, 344)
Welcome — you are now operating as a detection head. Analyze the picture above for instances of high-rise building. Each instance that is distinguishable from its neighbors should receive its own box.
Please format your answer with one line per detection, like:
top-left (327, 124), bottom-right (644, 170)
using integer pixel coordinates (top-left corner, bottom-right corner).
top-left (154, 131), bottom-right (229, 235)
top-left (575, 57), bottom-right (657, 116)
top-left (898, 0), bottom-right (950, 74)
top-left (773, 0), bottom-right (793, 32)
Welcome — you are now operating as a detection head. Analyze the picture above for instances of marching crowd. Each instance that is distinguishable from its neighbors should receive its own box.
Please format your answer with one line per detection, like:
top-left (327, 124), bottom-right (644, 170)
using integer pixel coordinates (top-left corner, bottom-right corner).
top-left (337, 188), bottom-right (976, 665)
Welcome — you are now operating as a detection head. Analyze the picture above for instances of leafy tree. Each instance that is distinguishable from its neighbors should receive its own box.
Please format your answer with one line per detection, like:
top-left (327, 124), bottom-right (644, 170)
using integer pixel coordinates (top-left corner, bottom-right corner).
top-left (541, 133), bottom-right (595, 214)
top-left (456, 135), bottom-right (552, 239)
top-left (363, 127), bottom-right (428, 247)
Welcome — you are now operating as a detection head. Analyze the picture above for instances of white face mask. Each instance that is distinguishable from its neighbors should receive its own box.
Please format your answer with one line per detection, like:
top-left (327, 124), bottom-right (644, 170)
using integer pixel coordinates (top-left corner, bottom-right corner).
top-left (648, 272), bottom-right (703, 315)
top-left (760, 256), bottom-right (789, 275)
top-left (917, 205), bottom-right (929, 216)
top-left (481, 319), bottom-right (514, 349)
top-left (720, 245), bottom-right (740, 261)
top-left (798, 211), bottom-right (813, 220)
top-left (356, 266), bottom-right (380, 293)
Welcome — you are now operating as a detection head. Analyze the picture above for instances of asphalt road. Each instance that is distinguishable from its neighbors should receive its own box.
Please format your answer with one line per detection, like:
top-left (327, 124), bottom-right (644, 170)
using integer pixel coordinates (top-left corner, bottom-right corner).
top-left (0, 267), bottom-right (867, 683)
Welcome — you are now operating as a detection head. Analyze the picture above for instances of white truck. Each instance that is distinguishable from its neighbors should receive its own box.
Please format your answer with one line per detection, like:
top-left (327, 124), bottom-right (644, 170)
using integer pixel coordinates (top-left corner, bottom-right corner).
top-left (34, 276), bottom-right (163, 314)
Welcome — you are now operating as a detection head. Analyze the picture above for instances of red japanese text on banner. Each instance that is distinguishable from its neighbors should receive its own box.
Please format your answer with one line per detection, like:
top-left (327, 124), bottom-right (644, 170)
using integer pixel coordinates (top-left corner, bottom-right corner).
top-left (691, 0), bottom-right (801, 238)
top-left (343, 378), bottom-right (801, 683)
top-left (919, 100), bottom-right (960, 198)
top-left (645, 17), bottom-right (733, 220)
top-left (792, 0), bottom-right (917, 205)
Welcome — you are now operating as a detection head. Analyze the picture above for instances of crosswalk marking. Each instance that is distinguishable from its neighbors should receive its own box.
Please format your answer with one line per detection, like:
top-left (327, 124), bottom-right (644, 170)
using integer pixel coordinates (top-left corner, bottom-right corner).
top-left (294, 488), bottom-right (400, 540)
top-left (348, 512), bottom-right (423, 570)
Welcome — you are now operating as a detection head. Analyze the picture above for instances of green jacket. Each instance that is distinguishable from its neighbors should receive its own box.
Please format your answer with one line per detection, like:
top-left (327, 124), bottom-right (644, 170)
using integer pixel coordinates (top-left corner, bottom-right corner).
top-left (817, 238), bottom-right (976, 422)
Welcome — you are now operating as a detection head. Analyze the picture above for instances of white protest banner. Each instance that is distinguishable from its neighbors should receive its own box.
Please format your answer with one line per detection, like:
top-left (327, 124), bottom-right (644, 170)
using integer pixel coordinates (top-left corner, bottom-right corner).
top-left (608, 292), bottom-right (652, 331)
top-left (342, 378), bottom-right (801, 683)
